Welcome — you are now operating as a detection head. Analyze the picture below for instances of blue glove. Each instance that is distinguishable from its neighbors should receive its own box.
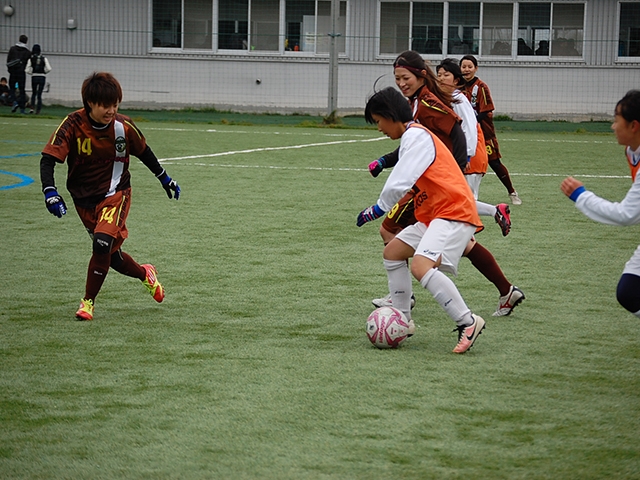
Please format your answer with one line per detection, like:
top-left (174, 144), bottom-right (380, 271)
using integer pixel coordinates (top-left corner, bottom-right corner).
top-left (43, 187), bottom-right (67, 218)
top-left (368, 157), bottom-right (386, 178)
top-left (157, 170), bottom-right (181, 200)
top-left (357, 204), bottom-right (385, 227)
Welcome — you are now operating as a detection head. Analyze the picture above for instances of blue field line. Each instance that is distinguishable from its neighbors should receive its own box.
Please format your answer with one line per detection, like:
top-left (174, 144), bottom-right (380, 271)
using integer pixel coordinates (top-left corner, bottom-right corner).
top-left (0, 152), bottom-right (40, 159)
top-left (0, 170), bottom-right (34, 190)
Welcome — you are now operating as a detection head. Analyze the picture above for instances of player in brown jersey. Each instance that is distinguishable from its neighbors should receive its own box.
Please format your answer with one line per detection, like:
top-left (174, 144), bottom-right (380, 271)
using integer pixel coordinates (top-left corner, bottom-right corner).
top-left (368, 51), bottom-right (524, 317)
top-left (459, 55), bottom-right (522, 205)
top-left (40, 72), bottom-right (181, 321)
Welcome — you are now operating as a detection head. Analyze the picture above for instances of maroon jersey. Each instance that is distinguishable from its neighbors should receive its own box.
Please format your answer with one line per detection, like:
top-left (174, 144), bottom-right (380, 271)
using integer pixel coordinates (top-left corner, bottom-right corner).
top-left (462, 77), bottom-right (497, 141)
top-left (411, 89), bottom-right (460, 153)
top-left (43, 109), bottom-right (147, 206)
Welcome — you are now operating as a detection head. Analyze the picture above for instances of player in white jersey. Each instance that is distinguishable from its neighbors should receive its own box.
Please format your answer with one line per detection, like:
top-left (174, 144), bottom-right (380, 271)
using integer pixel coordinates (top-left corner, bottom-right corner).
top-left (436, 58), bottom-right (509, 219)
top-left (561, 90), bottom-right (640, 317)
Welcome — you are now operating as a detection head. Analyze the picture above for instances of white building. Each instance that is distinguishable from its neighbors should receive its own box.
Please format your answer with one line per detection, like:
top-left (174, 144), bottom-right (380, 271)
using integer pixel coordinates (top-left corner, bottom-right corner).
top-left (2, 0), bottom-right (639, 119)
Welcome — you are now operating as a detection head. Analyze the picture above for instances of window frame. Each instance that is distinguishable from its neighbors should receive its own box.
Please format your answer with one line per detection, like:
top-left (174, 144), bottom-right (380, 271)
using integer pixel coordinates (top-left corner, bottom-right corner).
top-left (617, 1), bottom-right (640, 62)
top-left (376, 1), bottom-right (587, 61)
top-left (150, 0), bottom-right (348, 56)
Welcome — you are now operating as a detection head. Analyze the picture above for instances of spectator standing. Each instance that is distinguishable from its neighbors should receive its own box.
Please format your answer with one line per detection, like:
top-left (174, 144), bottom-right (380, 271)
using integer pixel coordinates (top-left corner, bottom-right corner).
top-left (25, 44), bottom-right (52, 114)
top-left (5, 34), bottom-right (30, 114)
top-left (0, 77), bottom-right (9, 106)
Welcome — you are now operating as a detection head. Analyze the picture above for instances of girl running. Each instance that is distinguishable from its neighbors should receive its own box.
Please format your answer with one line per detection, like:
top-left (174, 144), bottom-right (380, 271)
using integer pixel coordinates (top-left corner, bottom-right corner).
top-left (460, 55), bottom-right (522, 205)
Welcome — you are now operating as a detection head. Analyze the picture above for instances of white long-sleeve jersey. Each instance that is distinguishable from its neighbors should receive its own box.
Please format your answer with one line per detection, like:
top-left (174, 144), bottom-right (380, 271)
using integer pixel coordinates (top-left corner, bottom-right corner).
top-left (575, 146), bottom-right (640, 226)
top-left (451, 90), bottom-right (478, 157)
top-left (376, 125), bottom-right (435, 212)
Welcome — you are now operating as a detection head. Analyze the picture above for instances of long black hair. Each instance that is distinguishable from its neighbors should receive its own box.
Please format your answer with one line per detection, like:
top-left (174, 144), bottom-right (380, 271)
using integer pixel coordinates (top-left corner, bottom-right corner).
top-left (365, 87), bottom-right (414, 124)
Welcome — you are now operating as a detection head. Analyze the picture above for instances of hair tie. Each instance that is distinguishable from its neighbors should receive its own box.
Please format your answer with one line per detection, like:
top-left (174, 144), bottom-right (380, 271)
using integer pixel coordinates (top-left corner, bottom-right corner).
top-left (394, 64), bottom-right (425, 78)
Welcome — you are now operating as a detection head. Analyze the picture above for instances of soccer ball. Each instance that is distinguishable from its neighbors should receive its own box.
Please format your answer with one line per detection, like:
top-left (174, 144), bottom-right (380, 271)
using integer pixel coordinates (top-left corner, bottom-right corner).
top-left (366, 306), bottom-right (411, 349)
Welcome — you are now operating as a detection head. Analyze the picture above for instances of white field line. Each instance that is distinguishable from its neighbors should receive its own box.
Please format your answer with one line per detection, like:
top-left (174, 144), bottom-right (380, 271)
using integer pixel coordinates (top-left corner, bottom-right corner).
top-left (150, 127), bottom-right (375, 137)
top-left (501, 138), bottom-right (615, 144)
top-left (159, 137), bottom-right (387, 162)
top-left (0, 121), bottom-right (372, 137)
top-left (158, 161), bottom-right (632, 179)
top-left (158, 136), bottom-right (629, 178)
top-left (0, 121), bottom-right (616, 143)
top-left (0, 121), bottom-right (624, 177)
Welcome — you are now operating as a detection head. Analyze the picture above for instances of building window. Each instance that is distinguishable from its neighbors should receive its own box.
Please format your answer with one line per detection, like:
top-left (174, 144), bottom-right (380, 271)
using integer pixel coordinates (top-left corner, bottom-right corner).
top-left (619, 2), bottom-right (640, 57)
top-left (380, 2), bottom-right (410, 54)
top-left (286, 1), bottom-right (346, 53)
top-left (517, 3), bottom-right (550, 55)
top-left (412, 3), bottom-right (444, 54)
top-left (483, 3), bottom-right (513, 56)
top-left (152, 0), bottom-right (345, 53)
top-left (518, 3), bottom-right (583, 57)
top-left (219, 0), bottom-right (283, 51)
top-left (152, 0), bottom-right (214, 49)
top-left (379, 1), bottom-right (584, 59)
top-left (448, 2), bottom-right (480, 55)
top-left (218, 0), bottom-right (249, 50)
top-left (153, 0), bottom-right (182, 48)
top-left (185, 0), bottom-right (213, 49)
top-left (251, 0), bottom-right (281, 51)
top-left (550, 3), bottom-right (583, 56)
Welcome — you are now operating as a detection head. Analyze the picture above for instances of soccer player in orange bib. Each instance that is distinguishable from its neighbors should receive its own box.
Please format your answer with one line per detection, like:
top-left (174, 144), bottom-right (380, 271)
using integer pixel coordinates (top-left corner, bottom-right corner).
top-left (40, 72), bottom-right (181, 321)
top-left (369, 51), bottom-right (524, 318)
top-left (561, 90), bottom-right (640, 318)
top-left (358, 87), bottom-right (485, 354)
top-left (460, 55), bottom-right (522, 205)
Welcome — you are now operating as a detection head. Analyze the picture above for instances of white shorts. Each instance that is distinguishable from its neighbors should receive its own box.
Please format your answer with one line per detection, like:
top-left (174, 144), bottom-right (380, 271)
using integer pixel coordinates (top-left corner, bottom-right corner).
top-left (623, 244), bottom-right (640, 276)
top-left (465, 173), bottom-right (482, 200)
top-left (395, 218), bottom-right (476, 276)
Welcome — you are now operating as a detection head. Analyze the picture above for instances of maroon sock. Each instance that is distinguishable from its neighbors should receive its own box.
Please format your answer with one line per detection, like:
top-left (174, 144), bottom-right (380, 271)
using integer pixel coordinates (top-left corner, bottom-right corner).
top-left (465, 242), bottom-right (511, 296)
top-left (84, 253), bottom-right (110, 300)
top-left (489, 159), bottom-right (515, 194)
top-left (111, 251), bottom-right (146, 280)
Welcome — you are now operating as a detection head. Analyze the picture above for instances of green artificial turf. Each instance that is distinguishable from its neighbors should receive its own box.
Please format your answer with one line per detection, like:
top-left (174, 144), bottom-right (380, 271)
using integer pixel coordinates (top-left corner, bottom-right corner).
top-left (0, 103), bottom-right (613, 132)
top-left (1, 117), bottom-right (638, 479)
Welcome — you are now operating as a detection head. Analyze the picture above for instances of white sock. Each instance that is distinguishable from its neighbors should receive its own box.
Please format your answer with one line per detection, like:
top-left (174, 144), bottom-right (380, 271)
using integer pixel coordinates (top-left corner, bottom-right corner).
top-left (476, 200), bottom-right (497, 217)
top-left (419, 268), bottom-right (473, 327)
top-left (383, 259), bottom-right (412, 319)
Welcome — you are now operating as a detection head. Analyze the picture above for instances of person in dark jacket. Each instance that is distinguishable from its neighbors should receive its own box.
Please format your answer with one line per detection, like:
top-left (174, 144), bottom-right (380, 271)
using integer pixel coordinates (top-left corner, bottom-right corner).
top-left (6, 34), bottom-right (31, 113)
top-left (0, 77), bottom-right (9, 106)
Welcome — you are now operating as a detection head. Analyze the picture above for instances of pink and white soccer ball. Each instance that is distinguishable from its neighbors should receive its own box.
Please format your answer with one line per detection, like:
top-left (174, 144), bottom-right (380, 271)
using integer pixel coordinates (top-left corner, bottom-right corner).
top-left (366, 306), bottom-right (410, 349)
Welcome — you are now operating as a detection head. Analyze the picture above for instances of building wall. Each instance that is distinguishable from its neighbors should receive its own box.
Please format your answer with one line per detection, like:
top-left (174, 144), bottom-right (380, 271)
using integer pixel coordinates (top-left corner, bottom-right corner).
top-left (2, 0), bottom-right (638, 120)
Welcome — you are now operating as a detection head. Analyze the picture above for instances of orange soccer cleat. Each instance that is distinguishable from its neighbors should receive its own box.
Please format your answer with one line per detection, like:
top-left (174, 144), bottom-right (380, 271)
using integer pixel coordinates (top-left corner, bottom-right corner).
top-left (142, 264), bottom-right (165, 303)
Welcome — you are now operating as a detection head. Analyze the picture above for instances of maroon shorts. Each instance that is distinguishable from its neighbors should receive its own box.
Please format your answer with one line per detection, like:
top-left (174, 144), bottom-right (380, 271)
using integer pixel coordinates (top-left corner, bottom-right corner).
top-left (485, 136), bottom-right (502, 162)
top-left (381, 191), bottom-right (418, 235)
top-left (75, 188), bottom-right (131, 253)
